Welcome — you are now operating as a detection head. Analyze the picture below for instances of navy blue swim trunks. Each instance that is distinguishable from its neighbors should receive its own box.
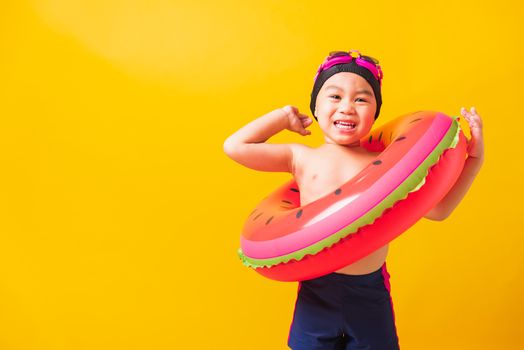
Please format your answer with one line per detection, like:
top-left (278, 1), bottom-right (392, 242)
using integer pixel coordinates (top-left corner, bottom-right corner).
top-left (288, 263), bottom-right (400, 350)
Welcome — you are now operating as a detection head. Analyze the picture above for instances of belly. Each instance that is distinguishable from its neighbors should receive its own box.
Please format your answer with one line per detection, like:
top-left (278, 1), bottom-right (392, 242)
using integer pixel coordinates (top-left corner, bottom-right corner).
top-left (335, 244), bottom-right (389, 275)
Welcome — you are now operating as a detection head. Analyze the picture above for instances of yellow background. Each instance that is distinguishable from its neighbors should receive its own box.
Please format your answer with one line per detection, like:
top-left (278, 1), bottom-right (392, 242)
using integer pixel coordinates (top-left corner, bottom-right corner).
top-left (1, 1), bottom-right (523, 349)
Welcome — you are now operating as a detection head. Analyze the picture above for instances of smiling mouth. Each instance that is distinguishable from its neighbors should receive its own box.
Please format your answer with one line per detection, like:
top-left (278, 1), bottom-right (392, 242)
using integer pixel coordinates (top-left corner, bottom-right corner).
top-left (334, 120), bottom-right (357, 130)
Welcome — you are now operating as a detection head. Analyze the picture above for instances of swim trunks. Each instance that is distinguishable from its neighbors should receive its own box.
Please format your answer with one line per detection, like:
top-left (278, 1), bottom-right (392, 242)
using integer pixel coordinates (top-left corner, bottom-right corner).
top-left (288, 262), bottom-right (400, 350)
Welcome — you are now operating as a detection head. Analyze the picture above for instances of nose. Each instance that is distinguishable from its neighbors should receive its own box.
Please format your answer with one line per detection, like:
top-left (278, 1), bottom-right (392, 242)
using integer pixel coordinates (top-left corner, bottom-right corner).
top-left (339, 99), bottom-right (356, 114)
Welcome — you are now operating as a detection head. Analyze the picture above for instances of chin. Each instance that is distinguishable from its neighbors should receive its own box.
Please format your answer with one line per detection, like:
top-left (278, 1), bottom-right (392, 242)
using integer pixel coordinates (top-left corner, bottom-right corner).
top-left (326, 135), bottom-right (360, 146)
top-left (340, 139), bottom-right (361, 147)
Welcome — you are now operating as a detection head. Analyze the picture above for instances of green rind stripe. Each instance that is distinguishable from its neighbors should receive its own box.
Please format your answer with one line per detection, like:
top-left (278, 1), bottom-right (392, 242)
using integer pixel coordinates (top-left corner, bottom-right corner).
top-left (239, 117), bottom-right (461, 269)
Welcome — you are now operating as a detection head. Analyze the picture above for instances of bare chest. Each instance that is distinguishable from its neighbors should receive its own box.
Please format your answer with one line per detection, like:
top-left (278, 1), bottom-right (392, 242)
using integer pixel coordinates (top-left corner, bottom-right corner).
top-left (294, 147), bottom-right (377, 206)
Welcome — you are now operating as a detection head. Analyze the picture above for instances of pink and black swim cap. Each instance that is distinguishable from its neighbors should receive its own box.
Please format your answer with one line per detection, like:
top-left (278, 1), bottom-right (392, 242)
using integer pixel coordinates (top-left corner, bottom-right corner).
top-left (310, 57), bottom-right (383, 121)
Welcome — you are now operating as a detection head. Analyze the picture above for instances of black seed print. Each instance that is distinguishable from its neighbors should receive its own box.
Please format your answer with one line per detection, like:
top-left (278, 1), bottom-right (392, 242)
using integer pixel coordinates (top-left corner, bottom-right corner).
top-left (378, 131), bottom-right (383, 142)
top-left (296, 209), bottom-right (303, 219)
top-left (290, 188), bottom-right (300, 192)
top-left (390, 132), bottom-right (393, 141)
top-left (253, 212), bottom-right (263, 221)
top-left (335, 188), bottom-right (342, 195)
top-left (409, 118), bottom-right (422, 123)
top-left (373, 160), bottom-right (382, 165)
top-left (249, 209), bottom-right (257, 216)
top-left (368, 135), bottom-right (373, 143)
top-left (265, 216), bottom-right (274, 225)
top-left (281, 200), bottom-right (292, 204)
top-left (395, 136), bottom-right (406, 142)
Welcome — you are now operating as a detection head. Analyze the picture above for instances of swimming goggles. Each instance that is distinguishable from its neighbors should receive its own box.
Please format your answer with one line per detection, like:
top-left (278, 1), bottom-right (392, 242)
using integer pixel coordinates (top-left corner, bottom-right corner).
top-left (313, 50), bottom-right (383, 86)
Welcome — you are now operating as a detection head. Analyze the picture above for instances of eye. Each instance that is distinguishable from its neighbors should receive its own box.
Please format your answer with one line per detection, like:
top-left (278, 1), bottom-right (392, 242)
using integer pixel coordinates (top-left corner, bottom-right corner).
top-left (329, 95), bottom-right (341, 100)
top-left (355, 98), bottom-right (367, 102)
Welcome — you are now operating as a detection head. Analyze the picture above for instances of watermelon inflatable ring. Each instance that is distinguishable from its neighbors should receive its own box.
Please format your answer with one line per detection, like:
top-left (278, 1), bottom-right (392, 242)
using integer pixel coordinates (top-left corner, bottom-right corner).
top-left (238, 111), bottom-right (467, 282)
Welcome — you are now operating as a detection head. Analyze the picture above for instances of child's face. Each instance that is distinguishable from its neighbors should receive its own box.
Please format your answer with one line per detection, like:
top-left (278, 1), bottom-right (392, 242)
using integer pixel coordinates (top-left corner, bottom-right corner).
top-left (314, 72), bottom-right (377, 147)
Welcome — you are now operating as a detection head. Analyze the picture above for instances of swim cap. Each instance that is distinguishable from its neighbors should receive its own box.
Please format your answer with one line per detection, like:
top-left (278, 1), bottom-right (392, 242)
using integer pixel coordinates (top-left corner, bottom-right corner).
top-left (310, 60), bottom-right (382, 121)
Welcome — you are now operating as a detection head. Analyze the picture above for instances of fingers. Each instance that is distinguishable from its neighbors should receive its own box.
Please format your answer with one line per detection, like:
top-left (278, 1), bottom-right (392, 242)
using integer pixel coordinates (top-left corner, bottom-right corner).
top-left (460, 106), bottom-right (481, 121)
top-left (297, 118), bottom-right (312, 135)
top-left (282, 105), bottom-right (307, 120)
top-left (300, 114), bottom-right (313, 134)
top-left (283, 105), bottom-right (314, 136)
top-left (300, 114), bottom-right (313, 126)
top-left (300, 128), bottom-right (312, 136)
top-left (461, 106), bottom-right (483, 132)
top-left (460, 106), bottom-right (484, 159)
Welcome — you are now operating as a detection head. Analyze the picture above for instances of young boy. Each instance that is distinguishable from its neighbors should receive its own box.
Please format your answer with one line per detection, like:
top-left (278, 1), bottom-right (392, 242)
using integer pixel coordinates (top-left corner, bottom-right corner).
top-left (223, 50), bottom-right (484, 350)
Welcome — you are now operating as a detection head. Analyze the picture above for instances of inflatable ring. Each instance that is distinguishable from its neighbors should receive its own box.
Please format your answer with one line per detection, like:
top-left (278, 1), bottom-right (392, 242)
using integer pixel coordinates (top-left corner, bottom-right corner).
top-left (238, 111), bottom-right (467, 282)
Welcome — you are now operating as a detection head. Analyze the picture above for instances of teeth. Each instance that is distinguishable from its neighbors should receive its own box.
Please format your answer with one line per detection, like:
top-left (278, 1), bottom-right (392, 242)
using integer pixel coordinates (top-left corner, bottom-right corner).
top-left (334, 121), bottom-right (356, 129)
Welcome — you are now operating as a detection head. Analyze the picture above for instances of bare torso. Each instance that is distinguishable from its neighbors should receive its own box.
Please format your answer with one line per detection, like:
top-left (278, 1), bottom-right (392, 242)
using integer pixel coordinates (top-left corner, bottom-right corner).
top-left (292, 143), bottom-right (388, 275)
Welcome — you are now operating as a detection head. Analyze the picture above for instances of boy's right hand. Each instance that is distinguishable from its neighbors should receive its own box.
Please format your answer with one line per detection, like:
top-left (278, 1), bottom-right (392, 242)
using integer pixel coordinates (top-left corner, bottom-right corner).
top-left (281, 105), bottom-right (313, 136)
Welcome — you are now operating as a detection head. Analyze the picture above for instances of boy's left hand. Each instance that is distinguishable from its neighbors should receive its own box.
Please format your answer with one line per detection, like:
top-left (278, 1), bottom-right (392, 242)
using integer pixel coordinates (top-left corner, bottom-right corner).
top-left (460, 106), bottom-right (484, 160)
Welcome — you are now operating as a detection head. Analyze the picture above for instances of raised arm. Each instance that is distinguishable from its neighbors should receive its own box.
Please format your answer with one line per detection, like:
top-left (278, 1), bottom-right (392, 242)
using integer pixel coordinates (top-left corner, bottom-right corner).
top-left (223, 106), bottom-right (312, 172)
top-left (424, 107), bottom-right (484, 221)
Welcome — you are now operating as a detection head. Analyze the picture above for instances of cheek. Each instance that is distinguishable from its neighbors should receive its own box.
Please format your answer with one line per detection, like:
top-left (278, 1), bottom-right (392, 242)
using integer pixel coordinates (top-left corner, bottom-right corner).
top-left (369, 103), bottom-right (377, 115)
top-left (318, 118), bottom-right (335, 132)
top-left (317, 103), bottom-right (331, 114)
top-left (362, 120), bottom-right (375, 133)
top-left (319, 119), bottom-right (332, 130)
